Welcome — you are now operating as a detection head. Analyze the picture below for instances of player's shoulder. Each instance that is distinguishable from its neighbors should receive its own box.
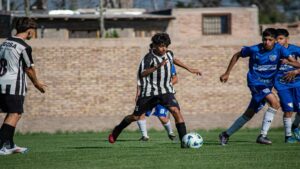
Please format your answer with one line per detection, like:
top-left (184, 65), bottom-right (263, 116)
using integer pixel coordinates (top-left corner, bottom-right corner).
top-left (242, 43), bottom-right (261, 52)
top-left (287, 44), bottom-right (300, 50)
top-left (167, 50), bottom-right (174, 56)
top-left (143, 51), bottom-right (155, 60)
top-left (7, 37), bottom-right (30, 49)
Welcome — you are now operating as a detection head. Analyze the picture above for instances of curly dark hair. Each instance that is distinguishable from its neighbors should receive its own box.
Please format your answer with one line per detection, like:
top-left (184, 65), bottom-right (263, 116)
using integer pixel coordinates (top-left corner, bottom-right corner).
top-left (262, 28), bottom-right (277, 38)
top-left (151, 32), bottom-right (171, 47)
top-left (276, 28), bottom-right (289, 37)
top-left (15, 18), bottom-right (37, 33)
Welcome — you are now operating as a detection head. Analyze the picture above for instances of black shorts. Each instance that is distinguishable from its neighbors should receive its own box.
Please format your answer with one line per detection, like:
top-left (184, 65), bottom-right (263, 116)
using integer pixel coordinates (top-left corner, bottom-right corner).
top-left (133, 93), bottom-right (180, 116)
top-left (0, 94), bottom-right (25, 114)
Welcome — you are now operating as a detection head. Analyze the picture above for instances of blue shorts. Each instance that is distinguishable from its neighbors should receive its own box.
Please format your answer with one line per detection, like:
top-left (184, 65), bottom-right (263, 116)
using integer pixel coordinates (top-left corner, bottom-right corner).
top-left (247, 85), bottom-right (273, 113)
top-left (277, 87), bottom-right (300, 113)
top-left (145, 104), bottom-right (169, 117)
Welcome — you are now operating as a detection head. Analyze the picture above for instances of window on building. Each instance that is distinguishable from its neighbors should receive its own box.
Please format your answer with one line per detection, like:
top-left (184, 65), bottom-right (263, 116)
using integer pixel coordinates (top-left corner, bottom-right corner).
top-left (202, 14), bottom-right (231, 35)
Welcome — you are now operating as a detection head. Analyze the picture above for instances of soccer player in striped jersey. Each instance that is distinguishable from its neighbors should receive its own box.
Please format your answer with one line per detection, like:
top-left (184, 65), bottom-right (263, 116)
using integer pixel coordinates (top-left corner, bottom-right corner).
top-left (219, 28), bottom-right (300, 145)
top-left (108, 33), bottom-right (201, 148)
top-left (275, 28), bottom-right (300, 143)
top-left (136, 62), bottom-right (178, 141)
top-left (0, 18), bottom-right (46, 155)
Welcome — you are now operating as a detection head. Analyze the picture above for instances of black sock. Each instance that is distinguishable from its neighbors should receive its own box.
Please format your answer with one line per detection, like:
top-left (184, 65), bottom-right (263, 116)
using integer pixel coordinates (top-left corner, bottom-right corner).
top-left (292, 124), bottom-right (297, 130)
top-left (0, 124), bottom-right (15, 148)
top-left (112, 118), bottom-right (131, 140)
top-left (176, 122), bottom-right (187, 142)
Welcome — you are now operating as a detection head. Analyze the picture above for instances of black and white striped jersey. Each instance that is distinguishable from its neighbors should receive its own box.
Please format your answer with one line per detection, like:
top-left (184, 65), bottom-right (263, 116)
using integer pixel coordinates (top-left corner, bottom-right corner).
top-left (0, 37), bottom-right (34, 96)
top-left (138, 50), bottom-right (175, 98)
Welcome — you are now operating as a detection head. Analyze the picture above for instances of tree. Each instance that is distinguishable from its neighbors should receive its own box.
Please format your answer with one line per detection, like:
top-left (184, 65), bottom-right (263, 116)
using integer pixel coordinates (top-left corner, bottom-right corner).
top-left (232, 0), bottom-right (286, 24)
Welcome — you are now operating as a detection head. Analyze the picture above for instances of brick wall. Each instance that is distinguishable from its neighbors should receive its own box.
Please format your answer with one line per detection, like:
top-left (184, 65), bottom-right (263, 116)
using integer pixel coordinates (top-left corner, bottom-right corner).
top-left (1, 37), bottom-right (300, 133)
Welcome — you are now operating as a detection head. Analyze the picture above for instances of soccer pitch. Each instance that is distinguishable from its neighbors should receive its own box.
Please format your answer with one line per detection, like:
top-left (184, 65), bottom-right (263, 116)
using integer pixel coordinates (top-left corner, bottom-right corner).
top-left (0, 129), bottom-right (299, 169)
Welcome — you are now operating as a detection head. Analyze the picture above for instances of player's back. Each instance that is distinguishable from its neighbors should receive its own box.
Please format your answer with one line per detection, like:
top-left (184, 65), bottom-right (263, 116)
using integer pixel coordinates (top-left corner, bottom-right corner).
top-left (0, 37), bottom-right (31, 96)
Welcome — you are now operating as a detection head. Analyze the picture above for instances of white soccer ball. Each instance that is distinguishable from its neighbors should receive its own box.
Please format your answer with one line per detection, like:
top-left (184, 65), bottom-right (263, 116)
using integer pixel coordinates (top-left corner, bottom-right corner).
top-left (182, 132), bottom-right (203, 148)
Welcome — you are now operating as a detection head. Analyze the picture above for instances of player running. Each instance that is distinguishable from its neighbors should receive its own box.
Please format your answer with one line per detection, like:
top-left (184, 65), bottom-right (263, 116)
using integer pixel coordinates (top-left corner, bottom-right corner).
top-left (219, 28), bottom-right (300, 145)
top-left (275, 28), bottom-right (300, 143)
top-left (108, 32), bottom-right (201, 148)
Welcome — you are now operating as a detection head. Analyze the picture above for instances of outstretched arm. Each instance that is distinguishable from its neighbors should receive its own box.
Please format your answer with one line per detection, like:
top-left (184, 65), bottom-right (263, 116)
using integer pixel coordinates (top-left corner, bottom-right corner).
top-left (25, 67), bottom-right (46, 93)
top-left (220, 51), bottom-right (241, 83)
top-left (173, 58), bottom-right (201, 76)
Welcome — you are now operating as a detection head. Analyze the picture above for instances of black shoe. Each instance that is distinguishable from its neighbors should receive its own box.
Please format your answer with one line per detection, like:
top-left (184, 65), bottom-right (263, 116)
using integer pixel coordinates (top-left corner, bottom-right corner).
top-left (168, 133), bottom-right (176, 141)
top-left (219, 132), bottom-right (229, 146)
top-left (139, 136), bottom-right (149, 141)
top-left (256, 134), bottom-right (272, 145)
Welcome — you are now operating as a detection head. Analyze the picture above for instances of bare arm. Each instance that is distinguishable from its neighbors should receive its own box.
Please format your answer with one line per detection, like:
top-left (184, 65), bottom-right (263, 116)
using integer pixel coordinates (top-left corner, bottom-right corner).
top-left (141, 59), bottom-right (168, 77)
top-left (220, 51), bottom-right (241, 83)
top-left (25, 67), bottom-right (46, 93)
top-left (282, 57), bottom-right (300, 68)
top-left (173, 58), bottom-right (201, 76)
top-left (171, 75), bottom-right (178, 85)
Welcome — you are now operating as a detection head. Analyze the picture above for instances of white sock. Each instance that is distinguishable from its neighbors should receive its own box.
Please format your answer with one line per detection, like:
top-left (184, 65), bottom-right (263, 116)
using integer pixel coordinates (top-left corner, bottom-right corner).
top-left (293, 113), bottom-right (300, 128)
top-left (163, 120), bottom-right (173, 134)
top-left (283, 117), bottom-right (292, 137)
top-left (137, 119), bottom-right (148, 137)
top-left (226, 115), bottom-right (250, 136)
top-left (260, 107), bottom-right (277, 137)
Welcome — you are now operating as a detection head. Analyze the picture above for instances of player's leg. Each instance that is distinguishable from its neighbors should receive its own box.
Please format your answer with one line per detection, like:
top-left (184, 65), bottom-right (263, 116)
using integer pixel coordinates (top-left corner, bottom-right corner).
top-left (219, 95), bottom-right (263, 146)
top-left (159, 94), bottom-right (186, 147)
top-left (257, 92), bottom-right (280, 145)
top-left (108, 96), bottom-right (156, 143)
top-left (277, 89), bottom-right (297, 143)
top-left (155, 105), bottom-right (176, 140)
top-left (292, 112), bottom-right (300, 141)
top-left (0, 95), bottom-right (27, 155)
top-left (292, 87), bottom-right (300, 141)
top-left (137, 113), bottom-right (149, 141)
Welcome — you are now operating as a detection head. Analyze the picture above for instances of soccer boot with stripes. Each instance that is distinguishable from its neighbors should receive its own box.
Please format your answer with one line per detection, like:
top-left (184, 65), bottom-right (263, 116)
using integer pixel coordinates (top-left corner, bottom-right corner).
top-left (256, 134), bottom-right (272, 145)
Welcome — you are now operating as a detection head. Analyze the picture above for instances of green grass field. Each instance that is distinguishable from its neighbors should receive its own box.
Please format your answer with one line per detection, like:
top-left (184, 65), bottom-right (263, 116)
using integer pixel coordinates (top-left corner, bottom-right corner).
top-left (0, 129), bottom-right (299, 169)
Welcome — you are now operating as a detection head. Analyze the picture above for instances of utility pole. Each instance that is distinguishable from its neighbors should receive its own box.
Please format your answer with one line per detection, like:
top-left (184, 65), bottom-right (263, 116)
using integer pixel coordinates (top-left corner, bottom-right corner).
top-left (0, 0), bottom-right (2, 11)
top-left (99, 0), bottom-right (105, 38)
top-left (24, 0), bottom-right (30, 17)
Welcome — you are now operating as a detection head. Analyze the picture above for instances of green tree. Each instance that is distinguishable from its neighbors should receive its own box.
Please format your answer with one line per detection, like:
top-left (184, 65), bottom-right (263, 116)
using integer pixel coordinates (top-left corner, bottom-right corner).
top-left (232, 0), bottom-right (286, 24)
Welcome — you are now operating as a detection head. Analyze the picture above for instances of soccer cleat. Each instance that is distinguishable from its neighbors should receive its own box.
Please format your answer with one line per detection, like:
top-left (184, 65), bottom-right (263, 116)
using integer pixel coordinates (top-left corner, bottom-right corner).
top-left (0, 147), bottom-right (12, 155)
top-left (168, 133), bottom-right (176, 141)
top-left (256, 134), bottom-right (272, 145)
top-left (219, 132), bottom-right (229, 146)
top-left (6, 144), bottom-right (28, 154)
top-left (0, 144), bottom-right (28, 155)
top-left (292, 128), bottom-right (300, 141)
top-left (139, 136), bottom-right (149, 141)
top-left (108, 133), bottom-right (116, 144)
top-left (285, 136), bottom-right (297, 143)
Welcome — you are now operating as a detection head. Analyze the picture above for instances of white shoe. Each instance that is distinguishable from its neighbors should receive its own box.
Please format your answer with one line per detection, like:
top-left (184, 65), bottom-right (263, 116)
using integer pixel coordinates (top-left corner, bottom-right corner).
top-left (0, 147), bottom-right (13, 155)
top-left (4, 144), bottom-right (28, 154)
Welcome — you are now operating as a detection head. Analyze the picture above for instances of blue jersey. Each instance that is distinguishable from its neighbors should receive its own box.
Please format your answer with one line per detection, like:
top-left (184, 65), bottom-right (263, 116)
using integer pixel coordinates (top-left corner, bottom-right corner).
top-left (241, 43), bottom-right (291, 87)
top-left (274, 44), bottom-right (300, 91)
top-left (171, 63), bottom-right (176, 76)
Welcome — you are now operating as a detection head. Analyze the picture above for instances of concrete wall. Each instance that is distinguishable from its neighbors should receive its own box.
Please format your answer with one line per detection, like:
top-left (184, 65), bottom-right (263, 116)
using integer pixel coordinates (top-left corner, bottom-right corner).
top-left (1, 35), bottom-right (300, 133)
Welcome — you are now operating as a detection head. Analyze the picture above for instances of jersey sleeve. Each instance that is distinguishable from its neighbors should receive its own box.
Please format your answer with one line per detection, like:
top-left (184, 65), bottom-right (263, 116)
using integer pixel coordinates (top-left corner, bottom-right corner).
top-left (171, 64), bottom-right (177, 76)
top-left (240, 46), bottom-right (252, 58)
top-left (21, 46), bottom-right (34, 68)
top-left (280, 46), bottom-right (292, 59)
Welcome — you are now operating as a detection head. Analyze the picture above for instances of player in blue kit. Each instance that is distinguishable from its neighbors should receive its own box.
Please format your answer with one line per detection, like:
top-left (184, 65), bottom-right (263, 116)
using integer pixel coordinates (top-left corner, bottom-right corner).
top-left (275, 28), bottom-right (300, 143)
top-left (219, 28), bottom-right (300, 145)
top-left (136, 63), bottom-right (178, 141)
